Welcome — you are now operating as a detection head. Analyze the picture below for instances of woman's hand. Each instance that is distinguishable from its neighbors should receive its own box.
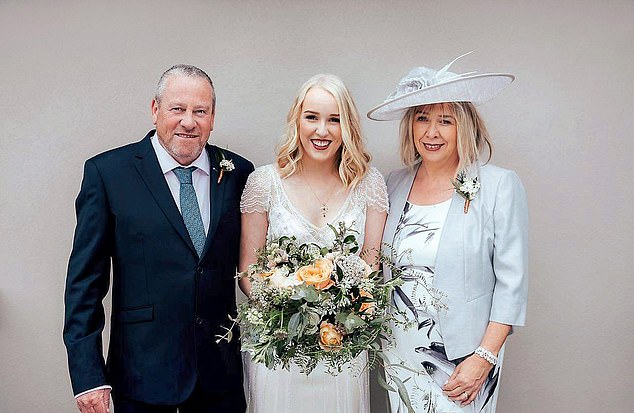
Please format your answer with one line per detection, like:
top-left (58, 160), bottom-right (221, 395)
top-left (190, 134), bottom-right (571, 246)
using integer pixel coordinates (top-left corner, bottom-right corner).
top-left (442, 354), bottom-right (493, 406)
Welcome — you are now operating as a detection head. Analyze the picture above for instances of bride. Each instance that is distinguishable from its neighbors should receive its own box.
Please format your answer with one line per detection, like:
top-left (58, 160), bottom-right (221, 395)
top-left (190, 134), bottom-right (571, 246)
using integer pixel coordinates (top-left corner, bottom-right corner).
top-left (238, 74), bottom-right (388, 412)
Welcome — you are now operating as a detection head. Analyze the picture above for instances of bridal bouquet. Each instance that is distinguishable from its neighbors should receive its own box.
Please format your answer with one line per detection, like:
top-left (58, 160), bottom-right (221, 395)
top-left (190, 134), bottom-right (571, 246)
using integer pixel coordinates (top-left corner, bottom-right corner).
top-left (222, 222), bottom-right (401, 375)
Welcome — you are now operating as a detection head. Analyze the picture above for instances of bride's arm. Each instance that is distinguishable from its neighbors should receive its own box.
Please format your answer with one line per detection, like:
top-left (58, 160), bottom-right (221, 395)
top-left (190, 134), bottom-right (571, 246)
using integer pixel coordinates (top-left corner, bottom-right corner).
top-left (359, 168), bottom-right (389, 271)
top-left (238, 211), bottom-right (268, 296)
top-left (360, 207), bottom-right (387, 271)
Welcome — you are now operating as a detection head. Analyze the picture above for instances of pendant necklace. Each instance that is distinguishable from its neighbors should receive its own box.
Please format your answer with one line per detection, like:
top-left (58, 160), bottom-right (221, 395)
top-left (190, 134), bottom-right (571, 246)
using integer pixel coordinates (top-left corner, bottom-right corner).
top-left (303, 176), bottom-right (338, 218)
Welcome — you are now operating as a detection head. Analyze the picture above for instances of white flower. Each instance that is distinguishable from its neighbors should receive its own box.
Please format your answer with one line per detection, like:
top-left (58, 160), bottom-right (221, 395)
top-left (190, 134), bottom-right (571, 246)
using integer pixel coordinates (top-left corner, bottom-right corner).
top-left (220, 159), bottom-right (235, 171)
top-left (268, 267), bottom-right (303, 289)
top-left (453, 172), bottom-right (480, 200)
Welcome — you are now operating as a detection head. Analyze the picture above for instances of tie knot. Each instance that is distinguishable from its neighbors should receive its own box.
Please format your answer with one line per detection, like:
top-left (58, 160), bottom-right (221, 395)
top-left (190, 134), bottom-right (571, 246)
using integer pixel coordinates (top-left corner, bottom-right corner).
top-left (173, 167), bottom-right (196, 184)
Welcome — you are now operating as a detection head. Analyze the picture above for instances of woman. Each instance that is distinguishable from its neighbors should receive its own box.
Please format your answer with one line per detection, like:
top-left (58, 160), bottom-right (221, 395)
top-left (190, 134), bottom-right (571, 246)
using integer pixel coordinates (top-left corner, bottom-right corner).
top-left (239, 74), bottom-right (388, 412)
top-left (367, 55), bottom-right (528, 412)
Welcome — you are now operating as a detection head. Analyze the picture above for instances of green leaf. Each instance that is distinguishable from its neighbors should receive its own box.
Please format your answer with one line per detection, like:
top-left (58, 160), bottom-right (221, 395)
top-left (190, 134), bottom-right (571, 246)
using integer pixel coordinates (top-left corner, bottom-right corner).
top-left (388, 363), bottom-right (423, 375)
top-left (288, 313), bottom-right (302, 337)
top-left (391, 375), bottom-right (415, 413)
top-left (303, 286), bottom-right (319, 302)
top-left (377, 372), bottom-right (396, 392)
top-left (343, 313), bottom-right (366, 332)
top-left (336, 265), bottom-right (344, 281)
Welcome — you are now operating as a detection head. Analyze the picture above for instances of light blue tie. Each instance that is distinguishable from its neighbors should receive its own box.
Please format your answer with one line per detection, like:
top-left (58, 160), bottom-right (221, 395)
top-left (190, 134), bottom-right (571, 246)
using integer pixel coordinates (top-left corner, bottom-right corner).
top-left (173, 167), bottom-right (206, 258)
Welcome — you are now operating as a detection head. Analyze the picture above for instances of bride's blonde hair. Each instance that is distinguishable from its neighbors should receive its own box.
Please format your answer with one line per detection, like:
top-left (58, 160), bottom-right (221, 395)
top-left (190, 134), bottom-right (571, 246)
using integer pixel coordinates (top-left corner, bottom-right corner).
top-left (276, 74), bottom-right (371, 189)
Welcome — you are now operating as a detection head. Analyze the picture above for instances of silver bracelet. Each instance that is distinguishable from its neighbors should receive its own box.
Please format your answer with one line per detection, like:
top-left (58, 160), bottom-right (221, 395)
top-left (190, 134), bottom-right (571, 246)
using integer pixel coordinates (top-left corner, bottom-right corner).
top-left (474, 346), bottom-right (498, 366)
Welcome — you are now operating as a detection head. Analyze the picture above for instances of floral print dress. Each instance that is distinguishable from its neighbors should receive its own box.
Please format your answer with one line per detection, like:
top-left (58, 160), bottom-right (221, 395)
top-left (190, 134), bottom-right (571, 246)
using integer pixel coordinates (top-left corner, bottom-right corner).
top-left (386, 199), bottom-right (501, 413)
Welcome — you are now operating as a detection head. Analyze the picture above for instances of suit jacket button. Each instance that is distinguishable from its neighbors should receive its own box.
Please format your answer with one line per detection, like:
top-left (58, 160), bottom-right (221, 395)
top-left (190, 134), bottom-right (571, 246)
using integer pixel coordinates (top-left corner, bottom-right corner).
top-left (196, 316), bottom-right (204, 325)
top-left (197, 267), bottom-right (204, 274)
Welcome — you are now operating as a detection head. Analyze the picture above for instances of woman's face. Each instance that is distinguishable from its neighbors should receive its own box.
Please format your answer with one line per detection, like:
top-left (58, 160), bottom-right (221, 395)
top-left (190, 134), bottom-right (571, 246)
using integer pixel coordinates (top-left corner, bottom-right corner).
top-left (298, 87), bottom-right (343, 165)
top-left (412, 103), bottom-right (459, 169)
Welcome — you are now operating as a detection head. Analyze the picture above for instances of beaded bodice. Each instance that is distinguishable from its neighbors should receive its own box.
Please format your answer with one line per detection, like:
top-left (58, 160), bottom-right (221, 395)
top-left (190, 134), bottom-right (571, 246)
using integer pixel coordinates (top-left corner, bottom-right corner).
top-left (240, 164), bottom-right (388, 247)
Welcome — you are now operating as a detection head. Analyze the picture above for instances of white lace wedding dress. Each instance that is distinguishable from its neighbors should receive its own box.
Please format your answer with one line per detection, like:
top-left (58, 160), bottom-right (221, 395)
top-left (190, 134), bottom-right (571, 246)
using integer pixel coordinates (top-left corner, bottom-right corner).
top-left (239, 164), bottom-right (389, 413)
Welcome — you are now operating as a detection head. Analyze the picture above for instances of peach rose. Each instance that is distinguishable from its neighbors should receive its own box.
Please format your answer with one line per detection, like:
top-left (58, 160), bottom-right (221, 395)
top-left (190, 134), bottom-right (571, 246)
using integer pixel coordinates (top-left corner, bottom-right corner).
top-left (296, 259), bottom-right (335, 290)
top-left (358, 290), bottom-right (375, 315)
top-left (319, 321), bottom-right (343, 352)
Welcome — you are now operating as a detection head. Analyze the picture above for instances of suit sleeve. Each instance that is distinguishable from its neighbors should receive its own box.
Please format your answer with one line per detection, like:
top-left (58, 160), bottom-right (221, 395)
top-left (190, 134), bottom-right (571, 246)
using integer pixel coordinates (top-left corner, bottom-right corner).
top-left (489, 171), bottom-right (529, 326)
top-left (63, 159), bottom-right (112, 395)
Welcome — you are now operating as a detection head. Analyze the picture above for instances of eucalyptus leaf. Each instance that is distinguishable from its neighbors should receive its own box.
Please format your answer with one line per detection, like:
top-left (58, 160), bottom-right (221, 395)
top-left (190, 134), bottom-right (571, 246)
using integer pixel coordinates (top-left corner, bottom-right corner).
top-left (288, 313), bottom-right (302, 338)
top-left (302, 286), bottom-right (319, 302)
top-left (335, 312), bottom-right (349, 324)
top-left (392, 375), bottom-right (415, 413)
top-left (344, 313), bottom-right (366, 332)
top-left (377, 372), bottom-right (396, 392)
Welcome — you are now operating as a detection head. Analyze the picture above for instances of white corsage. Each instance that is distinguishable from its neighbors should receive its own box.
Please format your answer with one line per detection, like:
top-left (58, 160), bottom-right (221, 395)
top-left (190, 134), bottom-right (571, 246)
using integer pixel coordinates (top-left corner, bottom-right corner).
top-left (216, 151), bottom-right (235, 184)
top-left (452, 171), bottom-right (480, 214)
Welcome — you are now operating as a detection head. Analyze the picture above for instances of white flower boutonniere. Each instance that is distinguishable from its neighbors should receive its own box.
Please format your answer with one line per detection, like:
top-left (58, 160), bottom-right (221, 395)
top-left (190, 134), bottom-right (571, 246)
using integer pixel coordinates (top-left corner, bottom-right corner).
top-left (216, 151), bottom-right (235, 184)
top-left (452, 171), bottom-right (480, 214)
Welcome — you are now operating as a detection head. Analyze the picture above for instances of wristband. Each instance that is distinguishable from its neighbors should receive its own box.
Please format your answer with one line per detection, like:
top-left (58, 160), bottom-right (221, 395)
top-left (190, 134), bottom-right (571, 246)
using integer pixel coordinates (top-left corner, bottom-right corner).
top-left (474, 346), bottom-right (497, 366)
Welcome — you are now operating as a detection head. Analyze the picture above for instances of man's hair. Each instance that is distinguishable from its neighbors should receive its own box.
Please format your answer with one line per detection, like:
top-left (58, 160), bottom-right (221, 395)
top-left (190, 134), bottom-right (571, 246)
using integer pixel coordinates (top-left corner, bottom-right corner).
top-left (155, 64), bottom-right (216, 113)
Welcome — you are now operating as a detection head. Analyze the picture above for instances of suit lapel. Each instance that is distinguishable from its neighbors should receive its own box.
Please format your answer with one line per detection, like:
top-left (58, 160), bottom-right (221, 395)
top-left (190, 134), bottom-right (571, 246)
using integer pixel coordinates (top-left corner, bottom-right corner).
top-left (134, 133), bottom-right (197, 255)
top-left (200, 145), bottom-right (226, 260)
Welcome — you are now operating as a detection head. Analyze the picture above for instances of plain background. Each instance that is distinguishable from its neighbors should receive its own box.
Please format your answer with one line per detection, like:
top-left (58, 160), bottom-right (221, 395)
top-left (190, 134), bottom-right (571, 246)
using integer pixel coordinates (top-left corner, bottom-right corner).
top-left (1, 1), bottom-right (633, 412)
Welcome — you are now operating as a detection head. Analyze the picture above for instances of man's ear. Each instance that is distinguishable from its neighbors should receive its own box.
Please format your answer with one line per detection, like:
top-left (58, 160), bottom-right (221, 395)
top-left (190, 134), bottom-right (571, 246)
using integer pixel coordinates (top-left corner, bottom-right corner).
top-left (151, 99), bottom-right (158, 125)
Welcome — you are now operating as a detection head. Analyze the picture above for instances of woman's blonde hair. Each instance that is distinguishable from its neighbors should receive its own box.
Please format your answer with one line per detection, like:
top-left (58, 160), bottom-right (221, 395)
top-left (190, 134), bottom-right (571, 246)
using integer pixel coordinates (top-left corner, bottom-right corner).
top-left (399, 102), bottom-right (492, 174)
top-left (276, 74), bottom-right (371, 189)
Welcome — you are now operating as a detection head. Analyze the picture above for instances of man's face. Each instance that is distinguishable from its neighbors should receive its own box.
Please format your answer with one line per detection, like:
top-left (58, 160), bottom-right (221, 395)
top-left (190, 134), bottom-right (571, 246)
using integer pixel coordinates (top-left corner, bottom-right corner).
top-left (151, 75), bottom-right (215, 165)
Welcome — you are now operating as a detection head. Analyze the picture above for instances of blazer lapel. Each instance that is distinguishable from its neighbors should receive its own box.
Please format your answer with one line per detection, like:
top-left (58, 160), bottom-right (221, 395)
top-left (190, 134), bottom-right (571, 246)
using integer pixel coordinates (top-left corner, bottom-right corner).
top-left (200, 145), bottom-right (226, 260)
top-left (435, 162), bottom-right (481, 295)
top-left (384, 168), bottom-right (416, 247)
top-left (382, 166), bottom-right (418, 280)
top-left (134, 133), bottom-right (197, 255)
top-left (434, 192), bottom-right (465, 293)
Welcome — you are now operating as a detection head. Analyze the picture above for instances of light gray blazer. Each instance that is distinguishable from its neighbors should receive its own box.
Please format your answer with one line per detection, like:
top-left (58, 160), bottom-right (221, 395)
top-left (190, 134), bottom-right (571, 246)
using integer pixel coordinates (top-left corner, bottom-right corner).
top-left (383, 163), bottom-right (529, 360)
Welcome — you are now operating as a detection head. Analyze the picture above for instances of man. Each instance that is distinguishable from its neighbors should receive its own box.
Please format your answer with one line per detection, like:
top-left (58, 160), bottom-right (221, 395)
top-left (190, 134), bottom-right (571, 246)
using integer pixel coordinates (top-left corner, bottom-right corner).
top-left (64, 65), bottom-right (252, 413)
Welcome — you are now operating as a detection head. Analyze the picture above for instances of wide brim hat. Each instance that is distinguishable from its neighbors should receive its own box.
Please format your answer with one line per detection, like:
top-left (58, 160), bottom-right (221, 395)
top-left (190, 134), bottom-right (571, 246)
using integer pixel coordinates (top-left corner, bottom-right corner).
top-left (367, 52), bottom-right (515, 121)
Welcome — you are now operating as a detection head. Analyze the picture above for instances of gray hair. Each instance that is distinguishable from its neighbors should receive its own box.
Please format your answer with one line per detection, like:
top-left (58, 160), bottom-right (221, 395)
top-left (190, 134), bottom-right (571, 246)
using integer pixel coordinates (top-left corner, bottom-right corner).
top-left (155, 64), bottom-right (216, 113)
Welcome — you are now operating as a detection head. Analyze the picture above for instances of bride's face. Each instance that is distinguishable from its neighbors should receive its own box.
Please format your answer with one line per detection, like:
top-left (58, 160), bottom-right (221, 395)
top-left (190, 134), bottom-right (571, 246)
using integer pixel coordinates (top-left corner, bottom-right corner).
top-left (298, 87), bottom-right (343, 164)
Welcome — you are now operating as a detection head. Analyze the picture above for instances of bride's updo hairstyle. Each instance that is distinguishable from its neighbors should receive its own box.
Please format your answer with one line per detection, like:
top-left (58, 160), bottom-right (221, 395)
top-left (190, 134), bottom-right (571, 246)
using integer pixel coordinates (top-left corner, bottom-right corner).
top-left (276, 74), bottom-right (371, 189)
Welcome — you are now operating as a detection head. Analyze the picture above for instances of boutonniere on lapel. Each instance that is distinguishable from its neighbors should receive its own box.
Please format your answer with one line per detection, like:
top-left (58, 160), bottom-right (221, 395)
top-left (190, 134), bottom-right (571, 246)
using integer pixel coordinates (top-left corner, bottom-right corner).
top-left (452, 171), bottom-right (480, 214)
top-left (215, 149), bottom-right (235, 185)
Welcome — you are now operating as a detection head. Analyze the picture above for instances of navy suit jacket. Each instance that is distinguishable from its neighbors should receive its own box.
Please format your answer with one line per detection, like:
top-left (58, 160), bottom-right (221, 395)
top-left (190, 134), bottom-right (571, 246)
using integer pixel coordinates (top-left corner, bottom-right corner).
top-left (63, 131), bottom-right (253, 404)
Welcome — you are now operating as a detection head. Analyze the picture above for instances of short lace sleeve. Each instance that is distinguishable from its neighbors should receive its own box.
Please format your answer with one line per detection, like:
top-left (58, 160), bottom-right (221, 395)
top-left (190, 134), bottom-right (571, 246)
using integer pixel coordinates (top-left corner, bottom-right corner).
top-left (360, 167), bottom-right (389, 212)
top-left (240, 165), bottom-right (272, 213)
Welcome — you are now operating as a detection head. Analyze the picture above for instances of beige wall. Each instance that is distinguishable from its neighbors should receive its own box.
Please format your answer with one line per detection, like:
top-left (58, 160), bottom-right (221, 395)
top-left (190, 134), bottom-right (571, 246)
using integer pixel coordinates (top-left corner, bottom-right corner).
top-left (1, 1), bottom-right (633, 412)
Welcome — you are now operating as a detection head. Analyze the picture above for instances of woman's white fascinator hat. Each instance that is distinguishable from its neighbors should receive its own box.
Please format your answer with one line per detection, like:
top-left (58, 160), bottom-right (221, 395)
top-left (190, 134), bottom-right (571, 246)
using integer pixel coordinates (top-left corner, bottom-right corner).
top-left (367, 52), bottom-right (515, 121)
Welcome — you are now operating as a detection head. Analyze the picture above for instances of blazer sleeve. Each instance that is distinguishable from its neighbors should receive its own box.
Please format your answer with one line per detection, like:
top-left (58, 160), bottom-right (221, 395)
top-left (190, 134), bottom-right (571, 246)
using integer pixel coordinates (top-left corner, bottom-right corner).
top-left (489, 171), bottom-right (529, 326)
top-left (63, 159), bottom-right (112, 395)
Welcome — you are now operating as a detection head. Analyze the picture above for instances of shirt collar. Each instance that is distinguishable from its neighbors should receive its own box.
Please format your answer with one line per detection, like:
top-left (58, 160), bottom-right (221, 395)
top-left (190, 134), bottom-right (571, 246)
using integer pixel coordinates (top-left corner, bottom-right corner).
top-left (151, 133), bottom-right (210, 176)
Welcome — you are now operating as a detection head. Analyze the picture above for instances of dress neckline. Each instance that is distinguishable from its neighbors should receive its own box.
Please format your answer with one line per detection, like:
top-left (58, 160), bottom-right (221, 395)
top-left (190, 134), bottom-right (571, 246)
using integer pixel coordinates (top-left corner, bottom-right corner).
top-left (270, 165), bottom-right (354, 231)
top-left (406, 198), bottom-right (452, 208)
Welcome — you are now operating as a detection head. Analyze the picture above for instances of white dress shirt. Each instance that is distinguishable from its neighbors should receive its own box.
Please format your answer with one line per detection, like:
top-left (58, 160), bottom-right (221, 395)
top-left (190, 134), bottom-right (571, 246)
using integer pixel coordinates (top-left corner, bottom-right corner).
top-left (150, 135), bottom-right (211, 234)
top-left (75, 135), bottom-right (211, 398)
